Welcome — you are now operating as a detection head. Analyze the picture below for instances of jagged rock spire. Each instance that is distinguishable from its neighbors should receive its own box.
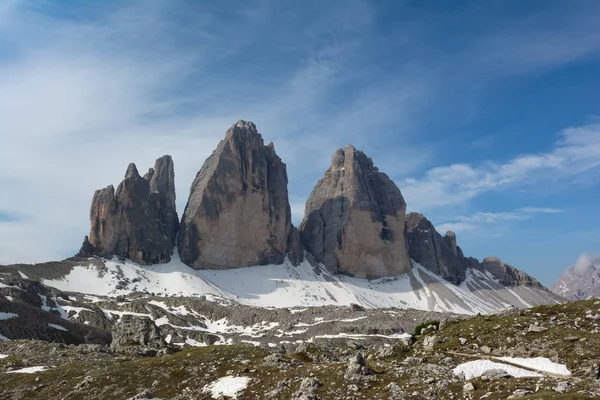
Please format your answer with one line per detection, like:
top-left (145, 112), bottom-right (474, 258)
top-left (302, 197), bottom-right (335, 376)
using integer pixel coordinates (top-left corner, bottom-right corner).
top-left (299, 144), bottom-right (411, 279)
top-left (178, 120), bottom-right (302, 269)
top-left (85, 155), bottom-right (178, 264)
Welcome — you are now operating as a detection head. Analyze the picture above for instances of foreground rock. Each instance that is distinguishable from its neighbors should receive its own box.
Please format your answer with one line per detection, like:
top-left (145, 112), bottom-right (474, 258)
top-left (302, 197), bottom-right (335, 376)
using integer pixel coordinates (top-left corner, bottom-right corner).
top-left (86, 155), bottom-right (178, 264)
top-left (178, 120), bottom-right (302, 269)
top-left (299, 145), bottom-right (411, 278)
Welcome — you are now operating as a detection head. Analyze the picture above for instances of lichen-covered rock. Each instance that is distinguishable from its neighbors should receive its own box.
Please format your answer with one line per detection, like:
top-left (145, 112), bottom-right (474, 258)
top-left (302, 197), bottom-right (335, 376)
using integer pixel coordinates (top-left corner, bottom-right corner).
top-left (178, 120), bottom-right (301, 269)
top-left (404, 212), bottom-right (467, 284)
top-left (86, 155), bottom-right (178, 264)
top-left (299, 145), bottom-right (411, 278)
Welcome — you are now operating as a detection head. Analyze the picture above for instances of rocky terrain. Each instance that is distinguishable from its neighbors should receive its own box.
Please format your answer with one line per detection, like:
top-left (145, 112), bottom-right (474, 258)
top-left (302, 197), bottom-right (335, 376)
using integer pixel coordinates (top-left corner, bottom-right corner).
top-left (553, 254), bottom-right (600, 300)
top-left (1, 271), bottom-right (598, 399)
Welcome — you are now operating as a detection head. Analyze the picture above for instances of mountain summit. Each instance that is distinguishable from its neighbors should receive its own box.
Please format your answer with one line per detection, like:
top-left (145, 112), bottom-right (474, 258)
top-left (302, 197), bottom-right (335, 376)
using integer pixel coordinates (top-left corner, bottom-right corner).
top-left (552, 254), bottom-right (600, 300)
top-left (299, 144), bottom-right (412, 279)
top-left (178, 120), bottom-right (302, 269)
top-left (84, 155), bottom-right (178, 264)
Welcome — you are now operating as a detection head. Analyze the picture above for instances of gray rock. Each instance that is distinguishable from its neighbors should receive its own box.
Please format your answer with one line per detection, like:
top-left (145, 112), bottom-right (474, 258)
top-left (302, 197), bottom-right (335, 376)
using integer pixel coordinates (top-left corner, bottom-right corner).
top-left (527, 324), bottom-right (548, 333)
top-left (423, 334), bottom-right (438, 351)
top-left (292, 377), bottom-right (321, 400)
top-left (481, 368), bottom-right (511, 381)
top-left (480, 257), bottom-right (544, 288)
top-left (178, 120), bottom-right (301, 269)
top-left (299, 145), bottom-right (411, 278)
top-left (345, 352), bottom-right (374, 379)
top-left (127, 389), bottom-right (155, 400)
top-left (508, 389), bottom-right (532, 398)
top-left (111, 315), bottom-right (165, 349)
top-left (86, 155), bottom-right (178, 264)
top-left (404, 213), bottom-right (467, 284)
top-left (463, 382), bottom-right (475, 392)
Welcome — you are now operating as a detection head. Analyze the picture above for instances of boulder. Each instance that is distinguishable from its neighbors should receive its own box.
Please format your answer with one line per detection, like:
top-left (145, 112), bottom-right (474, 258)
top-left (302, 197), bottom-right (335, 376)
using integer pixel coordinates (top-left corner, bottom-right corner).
top-left (299, 145), bottom-right (411, 278)
top-left (111, 315), bottom-right (165, 348)
top-left (86, 155), bottom-right (178, 264)
top-left (178, 120), bottom-right (302, 269)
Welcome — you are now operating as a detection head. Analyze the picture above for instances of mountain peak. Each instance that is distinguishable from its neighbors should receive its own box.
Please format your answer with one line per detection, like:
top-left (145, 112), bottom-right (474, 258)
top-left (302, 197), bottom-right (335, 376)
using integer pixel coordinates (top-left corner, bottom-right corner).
top-left (178, 121), bottom-right (301, 269)
top-left (300, 147), bottom-right (410, 279)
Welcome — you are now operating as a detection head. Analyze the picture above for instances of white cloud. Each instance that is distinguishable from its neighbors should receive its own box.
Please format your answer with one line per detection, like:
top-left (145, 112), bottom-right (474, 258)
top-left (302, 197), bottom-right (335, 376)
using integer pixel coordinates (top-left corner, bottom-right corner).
top-left (401, 121), bottom-right (600, 211)
top-left (436, 207), bottom-right (565, 234)
top-left (573, 253), bottom-right (594, 272)
top-left (0, 1), bottom-right (426, 264)
top-left (1, 1), bottom-right (599, 264)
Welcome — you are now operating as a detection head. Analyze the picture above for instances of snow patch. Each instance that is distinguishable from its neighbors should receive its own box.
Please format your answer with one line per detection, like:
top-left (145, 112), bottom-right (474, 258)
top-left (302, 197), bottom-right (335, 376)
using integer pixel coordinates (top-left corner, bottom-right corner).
top-left (48, 323), bottom-right (68, 332)
top-left (18, 271), bottom-right (29, 280)
top-left (0, 312), bottom-right (18, 320)
top-left (41, 251), bottom-right (557, 315)
top-left (0, 354), bottom-right (8, 359)
top-left (6, 366), bottom-right (49, 374)
top-left (309, 332), bottom-right (412, 341)
top-left (453, 360), bottom-right (543, 380)
top-left (202, 376), bottom-right (251, 399)
top-left (497, 357), bottom-right (571, 377)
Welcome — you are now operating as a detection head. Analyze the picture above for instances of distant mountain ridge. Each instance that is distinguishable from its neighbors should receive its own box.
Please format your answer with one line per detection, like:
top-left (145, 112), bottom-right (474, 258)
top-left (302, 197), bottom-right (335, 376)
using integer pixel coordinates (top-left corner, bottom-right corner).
top-left (0, 120), bottom-right (562, 313)
top-left (552, 254), bottom-right (600, 300)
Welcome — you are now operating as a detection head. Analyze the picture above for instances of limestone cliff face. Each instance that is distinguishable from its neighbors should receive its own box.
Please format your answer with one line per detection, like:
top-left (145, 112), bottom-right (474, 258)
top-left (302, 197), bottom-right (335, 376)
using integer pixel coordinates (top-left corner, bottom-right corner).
top-left (178, 120), bottom-right (302, 269)
top-left (299, 145), bottom-right (411, 279)
top-left (86, 156), bottom-right (178, 264)
top-left (480, 257), bottom-right (544, 289)
top-left (404, 213), bottom-right (467, 284)
top-left (405, 212), bottom-right (544, 287)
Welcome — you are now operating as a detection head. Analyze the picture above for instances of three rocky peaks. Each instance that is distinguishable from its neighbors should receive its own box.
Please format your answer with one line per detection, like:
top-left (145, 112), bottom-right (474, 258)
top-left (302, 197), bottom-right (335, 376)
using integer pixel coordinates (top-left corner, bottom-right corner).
top-left (83, 120), bottom-right (541, 286)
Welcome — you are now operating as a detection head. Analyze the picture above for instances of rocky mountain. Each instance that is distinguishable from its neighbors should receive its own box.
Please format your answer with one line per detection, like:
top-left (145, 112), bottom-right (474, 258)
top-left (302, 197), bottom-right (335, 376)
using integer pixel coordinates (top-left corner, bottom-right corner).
top-left (405, 213), bottom-right (468, 284)
top-left (178, 120), bottom-right (302, 269)
top-left (85, 155), bottom-right (179, 265)
top-left (2, 119), bottom-right (561, 317)
top-left (405, 213), bottom-right (545, 290)
top-left (299, 145), bottom-right (411, 279)
top-left (552, 254), bottom-right (600, 300)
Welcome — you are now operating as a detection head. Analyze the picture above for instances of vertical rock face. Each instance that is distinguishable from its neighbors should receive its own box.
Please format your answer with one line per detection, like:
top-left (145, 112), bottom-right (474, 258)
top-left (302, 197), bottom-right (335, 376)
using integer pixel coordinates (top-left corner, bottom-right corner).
top-left (87, 155), bottom-right (178, 264)
top-left (404, 212), bottom-right (467, 284)
top-left (480, 257), bottom-right (543, 288)
top-left (178, 120), bottom-right (302, 269)
top-left (299, 145), bottom-right (411, 279)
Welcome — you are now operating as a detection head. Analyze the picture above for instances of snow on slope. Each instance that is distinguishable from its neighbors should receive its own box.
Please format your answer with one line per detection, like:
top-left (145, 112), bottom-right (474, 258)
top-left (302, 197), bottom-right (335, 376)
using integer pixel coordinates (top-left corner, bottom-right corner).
top-left (42, 251), bottom-right (557, 315)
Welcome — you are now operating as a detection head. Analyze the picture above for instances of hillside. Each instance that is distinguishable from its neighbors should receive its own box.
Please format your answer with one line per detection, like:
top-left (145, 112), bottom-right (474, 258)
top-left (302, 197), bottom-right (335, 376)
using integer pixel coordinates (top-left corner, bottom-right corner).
top-left (1, 296), bottom-right (598, 399)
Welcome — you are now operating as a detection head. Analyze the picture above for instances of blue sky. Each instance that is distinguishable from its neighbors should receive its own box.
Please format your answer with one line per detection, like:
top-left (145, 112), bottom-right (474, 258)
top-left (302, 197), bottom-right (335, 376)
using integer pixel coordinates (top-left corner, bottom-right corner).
top-left (1, 0), bottom-right (599, 286)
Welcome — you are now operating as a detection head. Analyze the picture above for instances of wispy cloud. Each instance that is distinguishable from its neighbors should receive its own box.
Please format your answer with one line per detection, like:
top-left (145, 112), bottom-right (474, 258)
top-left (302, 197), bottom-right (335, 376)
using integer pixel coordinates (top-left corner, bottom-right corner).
top-left (1, 0), bottom-right (599, 266)
top-left (0, 0), bottom-right (425, 263)
top-left (437, 207), bottom-right (565, 233)
top-left (401, 121), bottom-right (600, 211)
